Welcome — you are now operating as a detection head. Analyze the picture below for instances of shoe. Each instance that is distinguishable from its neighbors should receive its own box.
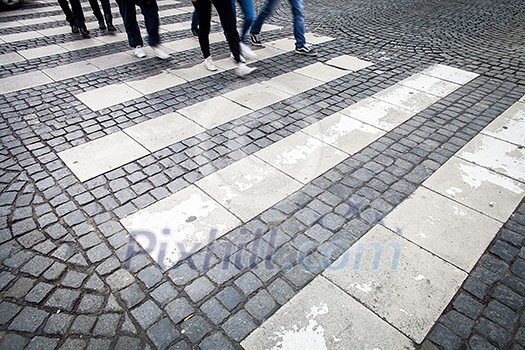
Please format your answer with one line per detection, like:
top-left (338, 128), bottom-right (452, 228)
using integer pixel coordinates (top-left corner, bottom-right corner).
top-left (236, 63), bottom-right (256, 77)
top-left (70, 23), bottom-right (79, 34)
top-left (105, 15), bottom-right (116, 32)
top-left (204, 56), bottom-right (217, 71)
top-left (98, 19), bottom-right (106, 30)
top-left (295, 44), bottom-right (317, 56)
top-left (240, 42), bottom-right (257, 59)
top-left (250, 33), bottom-right (263, 47)
top-left (134, 45), bottom-right (146, 58)
top-left (152, 46), bottom-right (170, 60)
top-left (107, 23), bottom-right (117, 32)
top-left (79, 25), bottom-right (90, 38)
top-left (191, 27), bottom-right (199, 36)
top-left (230, 53), bottom-right (246, 63)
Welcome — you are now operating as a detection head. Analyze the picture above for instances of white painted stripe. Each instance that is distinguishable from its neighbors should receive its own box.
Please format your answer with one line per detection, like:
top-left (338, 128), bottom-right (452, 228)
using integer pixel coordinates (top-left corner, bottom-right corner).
top-left (316, 94), bottom-right (525, 345)
top-left (0, 3), bottom-right (190, 44)
top-left (75, 31), bottom-right (320, 111)
top-left (119, 64), bottom-right (477, 272)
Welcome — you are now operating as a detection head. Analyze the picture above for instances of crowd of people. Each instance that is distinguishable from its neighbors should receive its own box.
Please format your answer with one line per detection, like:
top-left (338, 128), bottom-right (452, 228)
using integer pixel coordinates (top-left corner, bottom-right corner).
top-left (59, 0), bottom-right (316, 77)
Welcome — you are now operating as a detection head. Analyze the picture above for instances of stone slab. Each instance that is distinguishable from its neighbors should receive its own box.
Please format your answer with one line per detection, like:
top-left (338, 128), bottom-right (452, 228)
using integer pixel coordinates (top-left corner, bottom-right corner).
top-left (482, 101), bottom-right (525, 146)
top-left (421, 64), bottom-right (478, 85)
top-left (261, 71), bottom-right (323, 95)
top-left (255, 131), bottom-right (348, 184)
top-left (242, 276), bottom-right (415, 350)
top-left (121, 185), bottom-right (241, 271)
top-left (58, 132), bottom-right (149, 182)
top-left (302, 112), bottom-right (385, 154)
top-left (178, 96), bottom-right (252, 129)
top-left (339, 97), bottom-right (414, 131)
top-left (457, 134), bottom-right (525, 182)
top-left (76, 83), bottom-right (143, 111)
top-left (381, 186), bottom-right (502, 271)
top-left (0, 31), bottom-right (43, 43)
top-left (423, 156), bottom-right (525, 222)
top-left (373, 84), bottom-right (440, 113)
top-left (223, 83), bottom-right (292, 110)
top-left (18, 44), bottom-right (68, 60)
top-left (294, 62), bottom-right (349, 82)
top-left (0, 71), bottom-right (53, 95)
top-left (0, 52), bottom-right (25, 66)
top-left (87, 53), bottom-right (138, 70)
top-left (399, 73), bottom-right (461, 97)
top-left (323, 225), bottom-right (467, 343)
top-left (124, 112), bottom-right (205, 152)
top-left (196, 155), bottom-right (303, 222)
top-left (126, 71), bottom-right (185, 95)
top-left (325, 55), bottom-right (373, 71)
top-left (42, 61), bottom-right (100, 81)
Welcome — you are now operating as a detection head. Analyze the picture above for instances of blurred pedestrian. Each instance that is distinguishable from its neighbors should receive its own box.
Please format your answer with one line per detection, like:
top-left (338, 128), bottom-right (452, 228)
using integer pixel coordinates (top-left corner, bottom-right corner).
top-left (115, 0), bottom-right (170, 59)
top-left (192, 0), bottom-right (256, 77)
top-left (57, 0), bottom-right (90, 38)
top-left (88, 0), bottom-right (117, 32)
top-left (250, 0), bottom-right (316, 55)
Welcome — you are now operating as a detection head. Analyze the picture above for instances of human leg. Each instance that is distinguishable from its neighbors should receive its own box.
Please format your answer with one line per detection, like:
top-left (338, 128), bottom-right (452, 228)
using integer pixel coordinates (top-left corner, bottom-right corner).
top-left (250, 0), bottom-right (279, 35)
top-left (213, 0), bottom-right (241, 62)
top-left (288, 0), bottom-right (305, 48)
top-left (193, 0), bottom-right (212, 59)
top-left (88, 0), bottom-right (105, 29)
top-left (236, 0), bottom-right (254, 43)
top-left (115, 0), bottom-right (143, 48)
top-left (140, 0), bottom-right (161, 46)
top-left (100, 0), bottom-right (116, 30)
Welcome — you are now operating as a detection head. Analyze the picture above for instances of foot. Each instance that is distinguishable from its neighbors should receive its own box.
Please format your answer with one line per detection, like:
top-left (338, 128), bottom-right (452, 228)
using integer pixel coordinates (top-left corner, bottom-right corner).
top-left (236, 63), bottom-right (256, 77)
top-left (204, 56), bottom-right (217, 71)
top-left (134, 45), bottom-right (146, 58)
top-left (98, 19), bottom-right (106, 30)
top-left (79, 25), bottom-right (90, 38)
top-left (107, 23), bottom-right (117, 32)
top-left (250, 33), bottom-right (263, 47)
top-left (295, 44), bottom-right (317, 56)
top-left (152, 46), bottom-right (170, 60)
top-left (240, 42), bottom-right (257, 59)
top-left (70, 23), bottom-right (79, 34)
top-left (230, 53), bottom-right (246, 63)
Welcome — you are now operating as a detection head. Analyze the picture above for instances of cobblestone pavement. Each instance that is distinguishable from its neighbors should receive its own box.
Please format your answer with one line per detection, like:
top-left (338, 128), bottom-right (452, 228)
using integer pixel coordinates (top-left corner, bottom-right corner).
top-left (0, 0), bottom-right (524, 348)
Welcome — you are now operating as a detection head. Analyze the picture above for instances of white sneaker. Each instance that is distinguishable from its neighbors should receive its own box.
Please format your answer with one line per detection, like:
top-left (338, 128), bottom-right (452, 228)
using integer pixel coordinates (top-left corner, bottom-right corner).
top-left (230, 53), bottom-right (246, 63)
top-left (236, 63), bottom-right (256, 77)
top-left (152, 46), bottom-right (170, 60)
top-left (134, 45), bottom-right (146, 58)
top-left (240, 42), bottom-right (257, 59)
top-left (204, 56), bottom-right (217, 71)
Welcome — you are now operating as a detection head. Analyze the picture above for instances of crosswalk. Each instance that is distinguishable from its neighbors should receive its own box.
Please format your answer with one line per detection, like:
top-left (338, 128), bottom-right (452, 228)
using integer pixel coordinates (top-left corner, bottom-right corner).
top-left (2, 1), bottom-right (525, 348)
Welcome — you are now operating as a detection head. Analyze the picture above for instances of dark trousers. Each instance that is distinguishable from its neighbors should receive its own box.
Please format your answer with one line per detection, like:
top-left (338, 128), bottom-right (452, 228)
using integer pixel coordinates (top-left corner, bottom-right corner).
top-left (88, 0), bottom-right (113, 22)
top-left (193, 0), bottom-right (241, 62)
top-left (116, 0), bottom-right (160, 47)
top-left (58, 0), bottom-right (86, 26)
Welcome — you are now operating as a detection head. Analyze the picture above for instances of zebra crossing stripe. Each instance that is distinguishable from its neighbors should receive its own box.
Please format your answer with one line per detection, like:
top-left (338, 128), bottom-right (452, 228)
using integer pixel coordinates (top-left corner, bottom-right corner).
top-left (244, 90), bottom-right (525, 349)
top-left (120, 64), bottom-right (478, 271)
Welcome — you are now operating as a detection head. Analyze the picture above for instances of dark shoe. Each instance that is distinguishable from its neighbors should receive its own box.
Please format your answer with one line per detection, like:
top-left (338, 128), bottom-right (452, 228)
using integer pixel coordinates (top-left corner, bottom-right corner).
top-left (70, 23), bottom-right (79, 33)
top-left (105, 14), bottom-right (116, 32)
top-left (98, 19), bottom-right (106, 30)
top-left (191, 26), bottom-right (199, 36)
top-left (295, 44), bottom-right (317, 56)
top-left (79, 25), bottom-right (90, 38)
top-left (250, 33), bottom-right (263, 47)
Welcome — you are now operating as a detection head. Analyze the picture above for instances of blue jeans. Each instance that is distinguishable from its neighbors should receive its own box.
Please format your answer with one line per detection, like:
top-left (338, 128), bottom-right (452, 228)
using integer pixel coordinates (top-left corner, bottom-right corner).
top-left (232, 0), bottom-right (255, 43)
top-left (116, 0), bottom-right (160, 47)
top-left (250, 0), bottom-right (305, 48)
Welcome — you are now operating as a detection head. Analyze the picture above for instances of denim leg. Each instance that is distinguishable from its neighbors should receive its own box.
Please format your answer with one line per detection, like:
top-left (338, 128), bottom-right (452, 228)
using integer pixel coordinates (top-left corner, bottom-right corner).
top-left (193, 0), bottom-right (212, 58)
top-left (69, 0), bottom-right (86, 25)
top-left (236, 0), bottom-right (254, 43)
top-left (213, 0), bottom-right (241, 62)
top-left (57, 0), bottom-right (74, 24)
top-left (99, 0), bottom-right (113, 20)
top-left (288, 0), bottom-right (305, 47)
top-left (140, 0), bottom-right (160, 46)
top-left (191, 10), bottom-right (199, 30)
top-left (88, 0), bottom-right (104, 21)
top-left (116, 0), bottom-right (143, 47)
top-left (250, 0), bottom-right (280, 34)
